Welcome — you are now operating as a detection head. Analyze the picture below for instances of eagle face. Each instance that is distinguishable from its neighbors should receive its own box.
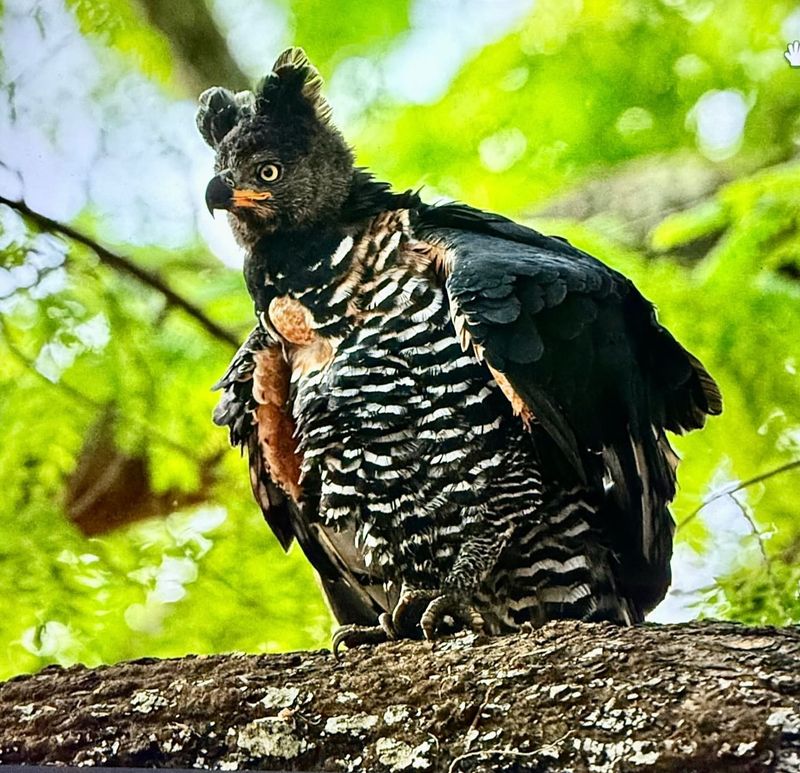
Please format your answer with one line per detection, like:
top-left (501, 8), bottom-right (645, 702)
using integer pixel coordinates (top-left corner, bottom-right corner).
top-left (198, 50), bottom-right (353, 248)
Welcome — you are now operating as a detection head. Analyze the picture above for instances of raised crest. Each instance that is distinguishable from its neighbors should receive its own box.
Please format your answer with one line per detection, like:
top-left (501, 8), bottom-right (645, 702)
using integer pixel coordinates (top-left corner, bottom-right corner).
top-left (257, 47), bottom-right (333, 125)
top-left (196, 88), bottom-right (255, 148)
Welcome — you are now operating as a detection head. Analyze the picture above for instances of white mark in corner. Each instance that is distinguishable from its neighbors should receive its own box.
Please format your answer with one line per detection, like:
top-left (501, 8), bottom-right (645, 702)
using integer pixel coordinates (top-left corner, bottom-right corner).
top-left (785, 40), bottom-right (800, 67)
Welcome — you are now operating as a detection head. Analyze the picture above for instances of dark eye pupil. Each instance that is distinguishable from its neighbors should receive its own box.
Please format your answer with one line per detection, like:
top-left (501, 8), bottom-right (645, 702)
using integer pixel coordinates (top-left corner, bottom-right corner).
top-left (260, 164), bottom-right (280, 182)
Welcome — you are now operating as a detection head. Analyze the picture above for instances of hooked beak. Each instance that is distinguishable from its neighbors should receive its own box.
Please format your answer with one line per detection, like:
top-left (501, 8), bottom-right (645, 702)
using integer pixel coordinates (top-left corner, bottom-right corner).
top-left (205, 174), bottom-right (233, 215)
top-left (205, 174), bottom-right (273, 217)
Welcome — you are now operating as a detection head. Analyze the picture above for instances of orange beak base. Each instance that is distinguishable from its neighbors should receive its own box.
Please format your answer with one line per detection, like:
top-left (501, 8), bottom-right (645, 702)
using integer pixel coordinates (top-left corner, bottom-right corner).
top-left (231, 189), bottom-right (272, 209)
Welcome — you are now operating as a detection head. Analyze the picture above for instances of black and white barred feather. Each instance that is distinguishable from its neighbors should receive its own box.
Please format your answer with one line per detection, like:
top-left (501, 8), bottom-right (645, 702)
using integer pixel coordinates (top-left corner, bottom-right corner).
top-left (214, 200), bottom-right (715, 630)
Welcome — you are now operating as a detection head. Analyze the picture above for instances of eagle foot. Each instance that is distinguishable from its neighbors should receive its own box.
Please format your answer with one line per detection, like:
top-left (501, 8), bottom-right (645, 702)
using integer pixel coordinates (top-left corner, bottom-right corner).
top-left (332, 613), bottom-right (395, 658)
top-left (393, 588), bottom-right (486, 641)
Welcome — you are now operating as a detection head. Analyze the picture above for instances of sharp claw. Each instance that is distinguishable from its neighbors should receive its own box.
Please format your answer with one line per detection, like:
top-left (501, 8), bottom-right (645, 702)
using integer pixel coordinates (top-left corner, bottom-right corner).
top-left (331, 623), bottom-right (393, 659)
top-left (331, 627), bottom-right (350, 659)
top-left (333, 591), bottom-right (484, 653)
top-left (388, 588), bottom-right (486, 641)
top-left (391, 588), bottom-right (436, 636)
top-left (378, 612), bottom-right (397, 640)
top-left (420, 595), bottom-right (486, 641)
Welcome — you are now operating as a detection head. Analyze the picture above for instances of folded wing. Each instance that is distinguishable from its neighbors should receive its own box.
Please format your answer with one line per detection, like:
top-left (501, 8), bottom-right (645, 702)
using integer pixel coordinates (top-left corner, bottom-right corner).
top-left (417, 203), bottom-right (722, 612)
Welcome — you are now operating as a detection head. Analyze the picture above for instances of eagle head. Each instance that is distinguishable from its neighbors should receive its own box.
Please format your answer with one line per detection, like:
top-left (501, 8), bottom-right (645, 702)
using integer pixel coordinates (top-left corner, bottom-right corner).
top-left (197, 48), bottom-right (353, 248)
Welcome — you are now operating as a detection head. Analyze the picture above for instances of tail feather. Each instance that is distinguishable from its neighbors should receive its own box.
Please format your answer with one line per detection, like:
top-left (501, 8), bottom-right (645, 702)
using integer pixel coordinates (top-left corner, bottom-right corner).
top-left (601, 427), bottom-right (676, 614)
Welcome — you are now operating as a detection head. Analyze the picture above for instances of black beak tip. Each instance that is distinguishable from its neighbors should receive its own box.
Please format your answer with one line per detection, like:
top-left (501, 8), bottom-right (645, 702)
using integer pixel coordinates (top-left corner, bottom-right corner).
top-left (205, 175), bottom-right (233, 216)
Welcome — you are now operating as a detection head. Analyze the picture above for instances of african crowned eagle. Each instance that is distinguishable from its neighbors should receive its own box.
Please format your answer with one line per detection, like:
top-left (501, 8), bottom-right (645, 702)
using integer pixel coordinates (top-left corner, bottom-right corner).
top-left (198, 48), bottom-right (721, 651)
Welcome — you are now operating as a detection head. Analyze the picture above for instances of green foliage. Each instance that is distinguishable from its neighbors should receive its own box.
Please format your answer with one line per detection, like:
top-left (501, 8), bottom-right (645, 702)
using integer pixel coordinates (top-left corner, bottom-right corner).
top-left (705, 554), bottom-right (800, 626)
top-left (650, 200), bottom-right (727, 253)
top-left (0, 215), bottom-right (330, 678)
top-left (0, 0), bottom-right (798, 680)
top-left (356, 0), bottom-right (800, 213)
top-left (68, 0), bottom-right (175, 85)
top-left (290, 0), bottom-right (411, 68)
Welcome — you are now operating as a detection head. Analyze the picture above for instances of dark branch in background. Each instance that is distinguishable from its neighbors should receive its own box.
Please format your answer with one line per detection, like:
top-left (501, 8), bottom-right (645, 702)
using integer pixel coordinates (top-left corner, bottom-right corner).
top-left (531, 151), bottom-right (732, 250)
top-left (0, 316), bottom-right (225, 536)
top-left (0, 196), bottom-right (239, 350)
top-left (677, 458), bottom-right (800, 532)
top-left (136, 0), bottom-right (249, 92)
top-left (0, 316), bottom-right (203, 461)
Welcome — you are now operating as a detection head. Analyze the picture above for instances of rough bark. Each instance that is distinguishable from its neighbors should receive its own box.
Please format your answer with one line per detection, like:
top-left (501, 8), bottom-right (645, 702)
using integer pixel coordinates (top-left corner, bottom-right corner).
top-left (2, 622), bottom-right (799, 772)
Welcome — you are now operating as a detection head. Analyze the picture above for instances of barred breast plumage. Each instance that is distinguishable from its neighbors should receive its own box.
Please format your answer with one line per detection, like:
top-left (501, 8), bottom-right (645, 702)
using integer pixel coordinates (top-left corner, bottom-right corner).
top-left (217, 210), bottom-right (640, 638)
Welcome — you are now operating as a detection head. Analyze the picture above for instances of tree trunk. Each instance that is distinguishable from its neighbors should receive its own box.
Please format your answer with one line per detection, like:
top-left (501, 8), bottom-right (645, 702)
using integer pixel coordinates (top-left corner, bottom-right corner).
top-left (136, 0), bottom-right (249, 93)
top-left (1, 621), bottom-right (799, 772)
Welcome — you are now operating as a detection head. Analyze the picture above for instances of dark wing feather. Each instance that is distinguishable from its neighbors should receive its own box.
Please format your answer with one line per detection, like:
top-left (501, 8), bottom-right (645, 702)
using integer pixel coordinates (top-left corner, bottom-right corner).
top-left (417, 203), bottom-right (721, 612)
top-left (213, 328), bottom-right (389, 626)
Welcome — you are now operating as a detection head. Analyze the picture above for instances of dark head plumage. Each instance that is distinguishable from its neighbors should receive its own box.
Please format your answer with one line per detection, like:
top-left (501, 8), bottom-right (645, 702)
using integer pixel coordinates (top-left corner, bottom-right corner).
top-left (197, 48), bottom-right (354, 247)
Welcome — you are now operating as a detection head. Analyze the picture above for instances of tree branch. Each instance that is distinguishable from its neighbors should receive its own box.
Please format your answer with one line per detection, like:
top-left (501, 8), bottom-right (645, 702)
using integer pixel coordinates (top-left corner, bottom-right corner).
top-left (531, 150), bottom-right (733, 248)
top-left (135, 0), bottom-right (249, 92)
top-left (0, 196), bottom-right (239, 350)
top-left (677, 458), bottom-right (800, 532)
top-left (2, 622), bottom-right (799, 772)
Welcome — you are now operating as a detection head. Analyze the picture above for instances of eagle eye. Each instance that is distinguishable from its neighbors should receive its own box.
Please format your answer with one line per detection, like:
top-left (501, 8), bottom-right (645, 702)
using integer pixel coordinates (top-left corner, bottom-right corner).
top-left (258, 163), bottom-right (282, 183)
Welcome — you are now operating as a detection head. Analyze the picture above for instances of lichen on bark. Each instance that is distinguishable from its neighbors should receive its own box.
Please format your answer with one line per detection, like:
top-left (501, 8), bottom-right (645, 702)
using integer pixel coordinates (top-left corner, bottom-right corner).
top-left (1, 621), bottom-right (798, 772)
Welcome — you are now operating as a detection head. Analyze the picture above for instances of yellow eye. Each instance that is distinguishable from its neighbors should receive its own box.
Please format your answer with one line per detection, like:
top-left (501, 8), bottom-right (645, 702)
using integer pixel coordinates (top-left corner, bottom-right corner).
top-left (258, 163), bottom-right (282, 183)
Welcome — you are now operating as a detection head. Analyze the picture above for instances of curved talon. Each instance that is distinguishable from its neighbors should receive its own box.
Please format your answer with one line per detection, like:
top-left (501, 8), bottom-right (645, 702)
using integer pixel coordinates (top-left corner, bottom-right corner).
top-left (332, 591), bottom-right (485, 654)
top-left (420, 595), bottom-right (486, 641)
top-left (332, 616), bottom-right (396, 659)
top-left (378, 612), bottom-right (397, 639)
top-left (392, 588), bottom-right (437, 636)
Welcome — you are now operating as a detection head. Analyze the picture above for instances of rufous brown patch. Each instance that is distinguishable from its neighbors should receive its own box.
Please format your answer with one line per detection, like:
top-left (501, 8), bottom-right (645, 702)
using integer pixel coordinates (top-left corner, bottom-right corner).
top-left (404, 237), bottom-right (453, 275)
top-left (268, 296), bottom-right (317, 346)
top-left (253, 346), bottom-right (303, 501)
top-left (290, 337), bottom-right (336, 379)
top-left (488, 365), bottom-right (533, 428)
top-left (268, 296), bottom-right (337, 377)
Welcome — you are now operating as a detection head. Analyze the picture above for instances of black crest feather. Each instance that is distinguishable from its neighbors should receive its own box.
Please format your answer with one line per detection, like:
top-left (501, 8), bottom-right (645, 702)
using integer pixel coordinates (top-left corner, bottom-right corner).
top-left (256, 47), bottom-right (333, 125)
top-left (196, 87), bottom-right (255, 148)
